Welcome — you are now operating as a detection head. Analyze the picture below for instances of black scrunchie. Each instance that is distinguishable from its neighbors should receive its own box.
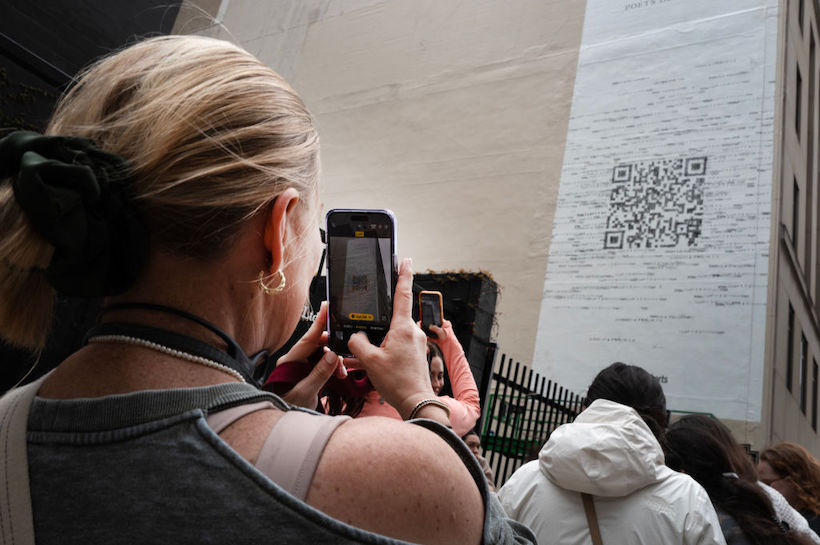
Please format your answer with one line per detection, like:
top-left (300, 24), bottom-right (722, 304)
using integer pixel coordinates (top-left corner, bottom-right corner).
top-left (0, 130), bottom-right (148, 297)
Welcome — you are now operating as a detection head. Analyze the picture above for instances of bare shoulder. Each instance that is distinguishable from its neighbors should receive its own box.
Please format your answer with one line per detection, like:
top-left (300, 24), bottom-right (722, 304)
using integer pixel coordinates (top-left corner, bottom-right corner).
top-left (306, 416), bottom-right (484, 545)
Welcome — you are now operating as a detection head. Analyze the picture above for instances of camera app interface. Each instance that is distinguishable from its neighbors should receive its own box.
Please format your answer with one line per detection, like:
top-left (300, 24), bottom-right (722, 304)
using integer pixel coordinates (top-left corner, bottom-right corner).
top-left (328, 215), bottom-right (393, 345)
top-left (422, 299), bottom-right (441, 326)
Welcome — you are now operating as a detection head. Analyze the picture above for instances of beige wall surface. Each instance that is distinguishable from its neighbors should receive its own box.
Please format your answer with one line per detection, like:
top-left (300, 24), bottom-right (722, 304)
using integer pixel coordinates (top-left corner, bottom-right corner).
top-left (175, 0), bottom-right (587, 360)
top-left (173, 0), bottom-right (820, 455)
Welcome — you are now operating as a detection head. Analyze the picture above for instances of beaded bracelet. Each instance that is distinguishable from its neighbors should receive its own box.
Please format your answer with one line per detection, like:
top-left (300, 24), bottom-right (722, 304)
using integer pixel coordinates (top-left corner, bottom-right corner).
top-left (407, 398), bottom-right (451, 420)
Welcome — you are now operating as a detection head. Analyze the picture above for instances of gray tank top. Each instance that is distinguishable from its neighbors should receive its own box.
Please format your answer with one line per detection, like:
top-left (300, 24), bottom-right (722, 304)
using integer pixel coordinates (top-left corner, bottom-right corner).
top-left (25, 381), bottom-right (534, 545)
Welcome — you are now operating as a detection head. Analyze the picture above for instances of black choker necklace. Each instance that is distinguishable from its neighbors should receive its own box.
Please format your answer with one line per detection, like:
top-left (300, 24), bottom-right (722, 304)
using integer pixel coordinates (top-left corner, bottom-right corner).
top-left (85, 302), bottom-right (268, 386)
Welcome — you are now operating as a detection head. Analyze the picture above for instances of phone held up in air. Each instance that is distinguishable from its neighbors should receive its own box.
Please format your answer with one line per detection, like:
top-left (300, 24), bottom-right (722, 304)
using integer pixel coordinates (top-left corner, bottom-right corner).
top-left (419, 290), bottom-right (443, 338)
top-left (325, 209), bottom-right (398, 356)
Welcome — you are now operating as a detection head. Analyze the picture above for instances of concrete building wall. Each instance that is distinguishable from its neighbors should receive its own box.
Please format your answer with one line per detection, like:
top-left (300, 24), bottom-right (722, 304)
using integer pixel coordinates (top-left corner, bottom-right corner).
top-left (173, 0), bottom-right (820, 455)
top-left (174, 0), bottom-right (587, 360)
top-left (767, 0), bottom-right (820, 454)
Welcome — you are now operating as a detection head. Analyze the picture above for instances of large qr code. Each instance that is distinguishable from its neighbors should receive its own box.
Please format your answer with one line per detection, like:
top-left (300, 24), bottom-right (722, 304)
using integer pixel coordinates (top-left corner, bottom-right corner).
top-left (603, 156), bottom-right (706, 249)
top-left (351, 274), bottom-right (369, 292)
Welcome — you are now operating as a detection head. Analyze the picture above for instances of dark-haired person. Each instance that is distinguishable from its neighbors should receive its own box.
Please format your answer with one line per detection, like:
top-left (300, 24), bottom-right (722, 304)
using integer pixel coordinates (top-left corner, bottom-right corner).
top-left (759, 442), bottom-right (820, 535)
top-left (427, 340), bottom-right (446, 395)
top-left (673, 416), bottom-right (820, 544)
top-left (463, 428), bottom-right (497, 492)
top-left (498, 362), bottom-right (725, 545)
top-left (664, 427), bottom-right (812, 545)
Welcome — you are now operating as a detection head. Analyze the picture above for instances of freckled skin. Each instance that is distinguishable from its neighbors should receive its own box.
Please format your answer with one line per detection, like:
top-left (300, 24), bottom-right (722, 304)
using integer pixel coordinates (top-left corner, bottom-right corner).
top-left (306, 417), bottom-right (484, 545)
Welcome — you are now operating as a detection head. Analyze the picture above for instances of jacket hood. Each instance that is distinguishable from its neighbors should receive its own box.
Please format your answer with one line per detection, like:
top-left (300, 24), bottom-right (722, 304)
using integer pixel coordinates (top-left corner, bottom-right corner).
top-left (539, 398), bottom-right (666, 497)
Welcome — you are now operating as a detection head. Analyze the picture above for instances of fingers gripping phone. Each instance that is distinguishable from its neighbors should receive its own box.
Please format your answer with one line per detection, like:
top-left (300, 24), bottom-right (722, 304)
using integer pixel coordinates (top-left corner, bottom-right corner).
top-left (419, 290), bottom-right (443, 337)
top-left (325, 209), bottom-right (398, 356)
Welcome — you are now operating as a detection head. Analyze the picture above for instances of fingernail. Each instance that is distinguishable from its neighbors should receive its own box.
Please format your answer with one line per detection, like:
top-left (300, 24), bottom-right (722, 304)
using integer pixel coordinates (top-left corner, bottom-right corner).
top-left (340, 365), bottom-right (348, 378)
top-left (323, 351), bottom-right (336, 365)
top-left (401, 257), bottom-right (413, 273)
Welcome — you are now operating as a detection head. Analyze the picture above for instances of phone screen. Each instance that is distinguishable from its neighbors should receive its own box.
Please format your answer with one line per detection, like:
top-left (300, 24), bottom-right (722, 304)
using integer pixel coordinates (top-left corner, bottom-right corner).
top-left (326, 210), bottom-right (396, 355)
top-left (419, 291), bottom-right (443, 336)
top-left (421, 302), bottom-right (436, 327)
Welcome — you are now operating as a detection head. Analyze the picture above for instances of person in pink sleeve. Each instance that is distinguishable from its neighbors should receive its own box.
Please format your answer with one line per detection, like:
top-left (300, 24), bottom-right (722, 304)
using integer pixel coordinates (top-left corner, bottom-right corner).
top-left (356, 319), bottom-right (481, 436)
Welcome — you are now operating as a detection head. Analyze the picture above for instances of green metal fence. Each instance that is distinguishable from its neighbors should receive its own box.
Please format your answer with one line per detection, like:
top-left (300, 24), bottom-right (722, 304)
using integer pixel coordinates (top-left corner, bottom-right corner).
top-left (480, 353), bottom-right (582, 487)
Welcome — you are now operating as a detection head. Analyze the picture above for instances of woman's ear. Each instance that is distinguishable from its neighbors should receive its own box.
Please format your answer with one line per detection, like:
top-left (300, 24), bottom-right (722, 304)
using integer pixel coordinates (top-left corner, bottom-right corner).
top-left (263, 188), bottom-right (300, 271)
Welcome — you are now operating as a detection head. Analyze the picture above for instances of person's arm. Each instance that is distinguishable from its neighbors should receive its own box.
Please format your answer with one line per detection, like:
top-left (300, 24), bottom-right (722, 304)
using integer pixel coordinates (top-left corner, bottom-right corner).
top-left (429, 321), bottom-right (481, 436)
top-left (280, 259), bottom-right (534, 544)
top-left (307, 417), bottom-right (483, 544)
top-left (309, 260), bottom-right (476, 543)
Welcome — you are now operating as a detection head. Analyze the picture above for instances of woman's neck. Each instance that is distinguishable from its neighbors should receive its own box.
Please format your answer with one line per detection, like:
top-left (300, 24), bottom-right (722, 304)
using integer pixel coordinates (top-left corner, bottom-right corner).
top-left (106, 248), bottom-right (270, 355)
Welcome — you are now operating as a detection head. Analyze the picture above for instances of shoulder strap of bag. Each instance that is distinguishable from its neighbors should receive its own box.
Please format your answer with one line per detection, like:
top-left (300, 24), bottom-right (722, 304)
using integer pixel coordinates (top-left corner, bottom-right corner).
top-left (581, 492), bottom-right (604, 545)
top-left (0, 374), bottom-right (50, 545)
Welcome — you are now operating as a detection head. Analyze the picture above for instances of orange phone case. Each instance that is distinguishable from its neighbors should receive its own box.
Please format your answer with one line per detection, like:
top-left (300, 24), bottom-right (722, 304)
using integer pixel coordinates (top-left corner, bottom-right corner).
top-left (419, 290), bottom-right (443, 331)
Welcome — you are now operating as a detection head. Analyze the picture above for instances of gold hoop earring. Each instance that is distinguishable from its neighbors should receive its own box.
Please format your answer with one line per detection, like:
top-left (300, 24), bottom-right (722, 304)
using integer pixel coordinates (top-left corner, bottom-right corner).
top-left (258, 269), bottom-right (286, 294)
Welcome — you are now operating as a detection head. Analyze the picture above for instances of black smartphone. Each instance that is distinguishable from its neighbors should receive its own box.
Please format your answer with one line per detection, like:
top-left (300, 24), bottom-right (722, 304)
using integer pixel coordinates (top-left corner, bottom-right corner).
top-left (325, 209), bottom-right (398, 356)
top-left (419, 290), bottom-right (443, 337)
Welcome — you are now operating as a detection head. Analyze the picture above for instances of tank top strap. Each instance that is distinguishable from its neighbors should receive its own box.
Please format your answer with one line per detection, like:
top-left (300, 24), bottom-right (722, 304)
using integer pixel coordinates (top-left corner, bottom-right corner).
top-left (205, 400), bottom-right (276, 433)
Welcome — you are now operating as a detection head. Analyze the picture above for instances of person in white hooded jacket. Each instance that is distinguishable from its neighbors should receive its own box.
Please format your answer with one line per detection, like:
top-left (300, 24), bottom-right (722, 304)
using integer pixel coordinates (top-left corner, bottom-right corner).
top-left (497, 362), bottom-right (726, 545)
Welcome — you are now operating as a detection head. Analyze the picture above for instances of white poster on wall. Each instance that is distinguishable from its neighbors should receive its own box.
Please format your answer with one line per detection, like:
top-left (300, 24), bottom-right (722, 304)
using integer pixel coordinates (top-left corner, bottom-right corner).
top-left (533, 0), bottom-right (778, 421)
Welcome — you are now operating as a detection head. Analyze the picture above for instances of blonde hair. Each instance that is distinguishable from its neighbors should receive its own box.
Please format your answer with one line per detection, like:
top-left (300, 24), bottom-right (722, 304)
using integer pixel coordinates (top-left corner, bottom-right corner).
top-left (0, 35), bottom-right (320, 350)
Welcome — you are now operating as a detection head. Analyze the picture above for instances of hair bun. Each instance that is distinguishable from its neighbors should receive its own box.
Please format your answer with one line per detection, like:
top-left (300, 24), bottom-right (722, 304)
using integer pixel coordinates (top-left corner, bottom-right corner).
top-left (0, 130), bottom-right (147, 296)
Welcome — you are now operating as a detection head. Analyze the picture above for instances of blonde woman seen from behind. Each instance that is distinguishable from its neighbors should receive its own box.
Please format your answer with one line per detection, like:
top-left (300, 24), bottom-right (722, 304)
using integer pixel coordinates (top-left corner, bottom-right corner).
top-left (0, 36), bottom-right (533, 545)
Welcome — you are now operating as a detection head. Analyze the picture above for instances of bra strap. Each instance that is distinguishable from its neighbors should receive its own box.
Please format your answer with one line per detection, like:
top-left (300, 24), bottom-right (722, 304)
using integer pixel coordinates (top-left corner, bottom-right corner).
top-left (206, 401), bottom-right (350, 501)
top-left (255, 411), bottom-right (350, 501)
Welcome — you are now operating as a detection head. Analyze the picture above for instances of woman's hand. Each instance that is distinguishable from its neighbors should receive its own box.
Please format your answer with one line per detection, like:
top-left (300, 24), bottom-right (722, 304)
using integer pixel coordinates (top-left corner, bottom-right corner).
top-left (427, 323), bottom-right (447, 342)
top-left (348, 258), bottom-right (443, 421)
top-left (275, 302), bottom-right (347, 408)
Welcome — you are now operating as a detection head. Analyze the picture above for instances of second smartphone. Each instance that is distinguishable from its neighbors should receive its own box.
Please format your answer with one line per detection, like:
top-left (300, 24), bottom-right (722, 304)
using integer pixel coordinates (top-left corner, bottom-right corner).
top-left (325, 209), bottom-right (398, 356)
top-left (419, 290), bottom-right (443, 337)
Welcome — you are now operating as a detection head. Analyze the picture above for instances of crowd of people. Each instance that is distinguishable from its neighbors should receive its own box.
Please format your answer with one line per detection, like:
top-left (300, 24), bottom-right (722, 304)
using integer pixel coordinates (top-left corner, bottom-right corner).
top-left (2, 34), bottom-right (820, 545)
top-left (497, 363), bottom-right (820, 545)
